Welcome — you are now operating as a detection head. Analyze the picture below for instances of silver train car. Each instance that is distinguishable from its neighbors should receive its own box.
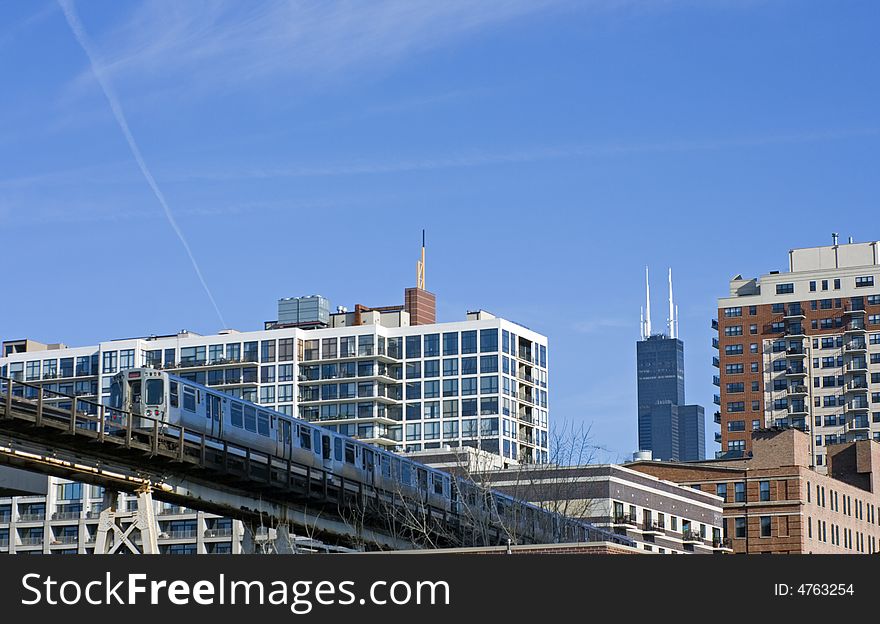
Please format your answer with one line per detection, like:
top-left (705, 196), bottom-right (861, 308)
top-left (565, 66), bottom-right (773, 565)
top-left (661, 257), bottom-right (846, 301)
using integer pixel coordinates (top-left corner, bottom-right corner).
top-left (109, 368), bottom-right (450, 509)
top-left (109, 368), bottom-right (630, 546)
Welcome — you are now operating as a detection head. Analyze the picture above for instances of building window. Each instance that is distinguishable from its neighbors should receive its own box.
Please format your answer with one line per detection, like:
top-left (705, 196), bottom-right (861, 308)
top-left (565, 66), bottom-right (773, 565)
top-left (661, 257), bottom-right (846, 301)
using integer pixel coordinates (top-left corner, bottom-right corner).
top-left (776, 283), bottom-right (794, 294)
top-left (735, 518), bottom-right (746, 538)
top-left (716, 483), bottom-right (727, 501)
top-left (760, 516), bottom-right (772, 538)
top-left (856, 276), bottom-right (874, 288)
top-left (759, 481), bottom-right (771, 501)
top-left (735, 482), bottom-right (746, 502)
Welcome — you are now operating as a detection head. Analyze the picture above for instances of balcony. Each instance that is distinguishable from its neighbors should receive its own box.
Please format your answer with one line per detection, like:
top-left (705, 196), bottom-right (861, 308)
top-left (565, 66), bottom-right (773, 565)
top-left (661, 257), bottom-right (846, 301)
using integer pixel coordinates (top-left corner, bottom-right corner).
top-left (517, 391), bottom-right (535, 404)
top-left (846, 401), bottom-right (870, 412)
top-left (784, 308), bottom-right (806, 320)
top-left (714, 411), bottom-right (721, 424)
top-left (844, 305), bottom-right (867, 316)
top-left (204, 528), bottom-right (233, 538)
top-left (787, 385), bottom-right (809, 397)
top-left (714, 432), bottom-right (722, 443)
top-left (18, 537), bottom-right (44, 546)
top-left (712, 356), bottom-right (720, 368)
top-left (613, 514), bottom-right (637, 527)
top-left (713, 375), bottom-right (720, 387)
top-left (682, 530), bottom-right (703, 544)
top-left (643, 520), bottom-right (665, 535)
top-left (845, 343), bottom-right (867, 354)
top-left (845, 382), bottom-right (869, 393)
top-left (846, 360), bottom-right (869, 373)
top-left (51, 511), bottom-right (82, 521)
top-left (785, 367), bottom-right (807, 378)
top-left (517, 371), bottom-right (536, 384)
top-left (713, 537), bottom-right (733, 551)
top-left (784, 323), bottom-right (807, 339)
top-left (786, 347), bottom-right (807, 358)
top-left (51, 535), bottom-right (79, 545)
top-left (712, 338), bottom-right (719, 349)
top-left (711, 319), bottom-right (719, 331)
top-left (787, 404), bottom-right (808, 416)
top-left (18, 513), bottom-right (45, 523)
top-left (845, 323), bottom-right (867, 334)
top-left (713, 394), bottom-right (721, 405)
top-left (847, 418), bottom-right (870, 431)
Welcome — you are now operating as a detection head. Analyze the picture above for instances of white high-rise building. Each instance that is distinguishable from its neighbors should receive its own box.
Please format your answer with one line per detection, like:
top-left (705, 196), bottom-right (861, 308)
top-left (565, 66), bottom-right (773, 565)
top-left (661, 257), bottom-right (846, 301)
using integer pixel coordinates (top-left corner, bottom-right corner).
top-left (1, 294), bottom-right (550, 554)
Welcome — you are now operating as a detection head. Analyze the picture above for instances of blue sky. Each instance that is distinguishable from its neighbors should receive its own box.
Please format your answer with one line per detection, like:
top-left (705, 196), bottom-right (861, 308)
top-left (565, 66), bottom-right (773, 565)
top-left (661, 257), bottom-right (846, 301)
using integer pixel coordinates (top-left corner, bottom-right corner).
top-left (1, 0), bottom-right (878, 461)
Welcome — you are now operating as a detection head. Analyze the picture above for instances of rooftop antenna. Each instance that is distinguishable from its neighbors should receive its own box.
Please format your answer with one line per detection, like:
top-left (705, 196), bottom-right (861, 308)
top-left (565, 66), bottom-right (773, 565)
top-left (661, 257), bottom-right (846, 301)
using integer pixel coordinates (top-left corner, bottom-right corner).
top-left (417, 229), bottom-right (426, 290)
top-left (642, 266), bottom-right (652, 339)
top-left (667, 268), bottom-right (676, 339)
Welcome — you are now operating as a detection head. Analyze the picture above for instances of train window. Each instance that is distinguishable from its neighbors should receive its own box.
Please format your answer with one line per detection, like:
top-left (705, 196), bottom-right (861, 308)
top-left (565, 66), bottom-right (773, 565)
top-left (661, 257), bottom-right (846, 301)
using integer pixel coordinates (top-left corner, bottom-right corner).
top-left (381, 456), bottom-right (391, 478)
top-left (183, 387), bottom-right (196, 412)
top-left (257, 411), bottom-right (270, 437)
top-left (299, 426), bottom-right (311, 450)
top-left (243, 405), bottom-right (257, 433)
top-left (313, 429), bottom-right (321, 454)
top-left (392, 458), bottom-right (401, 479)
top-left (401, 462), bottom-right (411, 485)
top-left (418, 469), bottom-right (428, 491)
top-left (433, 474), bottom-right (443, 496)
top-left (321, 435), bottom-right (331, 459)
top-left (364, 449), bottom-right (374, 472)
top-left (169, 382), bottom-right (179, 408)
top-left (230, 403), bottom-right (243, 428)
top-left (145, 379), bottom-right (164, 405)
top-left (334, 437), bottom-right (342, 461)
top-left (344, 443), bottom-right (355, 465)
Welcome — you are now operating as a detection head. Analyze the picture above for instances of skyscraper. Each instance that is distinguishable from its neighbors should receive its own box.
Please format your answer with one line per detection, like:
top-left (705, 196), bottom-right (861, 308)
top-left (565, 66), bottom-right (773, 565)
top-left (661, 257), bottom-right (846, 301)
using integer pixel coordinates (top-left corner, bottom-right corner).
top-left (637, 268), bottom-right (705, 461)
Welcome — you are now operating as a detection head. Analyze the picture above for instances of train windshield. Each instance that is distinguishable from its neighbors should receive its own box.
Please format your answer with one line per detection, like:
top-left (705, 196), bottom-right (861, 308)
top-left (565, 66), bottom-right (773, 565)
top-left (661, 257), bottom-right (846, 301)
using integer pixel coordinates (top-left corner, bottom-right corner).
top-left (109, 379), bottom-right (123, 409)
top-left (145, 379), bottom-right (164, 405)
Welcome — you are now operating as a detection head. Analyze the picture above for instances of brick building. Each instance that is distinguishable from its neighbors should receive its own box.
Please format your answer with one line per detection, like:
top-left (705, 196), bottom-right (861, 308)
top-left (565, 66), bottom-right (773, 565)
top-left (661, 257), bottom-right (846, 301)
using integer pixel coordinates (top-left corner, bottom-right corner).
top-left (627, 428), bottom-right (880, 554)
top-left (714, 237), bottom-right (880, 468)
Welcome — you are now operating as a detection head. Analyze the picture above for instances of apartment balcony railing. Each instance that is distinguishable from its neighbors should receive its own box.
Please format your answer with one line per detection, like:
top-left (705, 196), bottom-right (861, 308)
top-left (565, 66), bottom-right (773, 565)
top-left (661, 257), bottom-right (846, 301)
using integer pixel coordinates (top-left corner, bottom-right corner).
top-left (845, 382), bottom-right (869, 392)
top-left (517, 391), bottom-right (535, 404)
top-left (162, 530), bottom-right (199, 540)
top-left (158, 507), bottom-right (185, 516)
top-left (682, 531), bottom-right (704, 543)
top-left (711, 319), bottom-right (719, 330)
top-left (0, 539), bottom-right (9, 548)
top-left (51, 535), bottom-right (79, 545)
top-left (0, 514), bottom-right (11, 523)
top-left (51, 511), bottom-right (82, 521)
top-left (786, 347), bottom-right (807, 357)
top-left (712, 356), bottom-right (720, 368)
top-left (613, 514), bottom-right (638, 527)
top-left (205, 528), bottom-right (233, 538)
top-left (713, 394), bottom-right (721, 405)
top-left (787, 385), bottom-right (809, 396)
top-left (713, 537), bottom-right (733, 550)
top-left (18, 513), bottom-right (45, 522)
top-left (845, 323), bottom-right (867, 334)
top-left (844, 305), bottom-right (867, 315)
top-left (845, 343), bottom-right (867, 353)
top-left (714, 411), bottom-right (721, 424)
top-left (517, 372), bottom-right (536, 384)
top-left (643, 520), bottom-right (665, 533)
top-left (714, 432), bottom-right (722, 443)
top-left (784, 308), bottom-right (806, 319)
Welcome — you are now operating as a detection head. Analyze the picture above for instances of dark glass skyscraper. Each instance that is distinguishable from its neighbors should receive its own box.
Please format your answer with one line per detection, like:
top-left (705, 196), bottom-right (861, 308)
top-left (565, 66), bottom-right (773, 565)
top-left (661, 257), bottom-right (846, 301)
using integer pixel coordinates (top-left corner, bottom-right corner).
top-left (637, 268), bottom-right (705, 461)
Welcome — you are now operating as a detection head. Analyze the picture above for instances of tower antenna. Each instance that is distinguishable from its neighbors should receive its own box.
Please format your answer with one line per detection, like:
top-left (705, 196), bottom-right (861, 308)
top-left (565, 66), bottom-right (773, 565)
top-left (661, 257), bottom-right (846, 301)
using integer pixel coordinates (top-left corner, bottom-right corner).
top-left (667, 268), bottom-right (676, 339)
top-left (417, 229), bottom-right (426, 290)
top-left (644, 266), bottom-right (652, 338)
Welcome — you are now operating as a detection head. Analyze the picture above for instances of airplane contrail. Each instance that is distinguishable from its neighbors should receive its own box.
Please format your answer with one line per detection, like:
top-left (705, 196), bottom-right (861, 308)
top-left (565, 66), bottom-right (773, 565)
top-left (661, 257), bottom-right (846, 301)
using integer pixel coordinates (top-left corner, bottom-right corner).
top-left (57, 0), bottom-right (227, 330)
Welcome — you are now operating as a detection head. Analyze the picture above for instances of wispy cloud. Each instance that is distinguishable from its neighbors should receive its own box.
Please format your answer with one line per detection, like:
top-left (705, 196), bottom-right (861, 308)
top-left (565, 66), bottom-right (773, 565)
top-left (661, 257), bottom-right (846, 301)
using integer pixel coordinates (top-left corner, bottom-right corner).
top-left (62, 0), bottom-right (567, 99)
top-left (2, 126), bottom-right (876, 191)
top-left (172, 126), bottom-right (880, 181)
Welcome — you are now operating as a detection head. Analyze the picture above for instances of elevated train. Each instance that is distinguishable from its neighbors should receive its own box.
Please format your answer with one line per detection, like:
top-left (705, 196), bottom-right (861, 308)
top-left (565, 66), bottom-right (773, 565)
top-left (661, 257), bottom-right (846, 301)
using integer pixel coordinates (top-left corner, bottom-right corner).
top-left (109, 367), bottom-right (632, 547)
